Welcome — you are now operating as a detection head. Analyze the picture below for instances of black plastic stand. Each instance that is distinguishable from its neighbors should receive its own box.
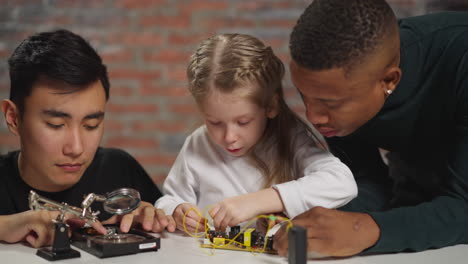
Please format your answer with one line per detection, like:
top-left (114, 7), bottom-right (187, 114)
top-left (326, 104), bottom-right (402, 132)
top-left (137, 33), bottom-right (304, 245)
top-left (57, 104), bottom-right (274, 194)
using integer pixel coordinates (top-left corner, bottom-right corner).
top-left (36, 221), bottom-right (80, 261)
top-left (288, 225), bottom-right (307, 264)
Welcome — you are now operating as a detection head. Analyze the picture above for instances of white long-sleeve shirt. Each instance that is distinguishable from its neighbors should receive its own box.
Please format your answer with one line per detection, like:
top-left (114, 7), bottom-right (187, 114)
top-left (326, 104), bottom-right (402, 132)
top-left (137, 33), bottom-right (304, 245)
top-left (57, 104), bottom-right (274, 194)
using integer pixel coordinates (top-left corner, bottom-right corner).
top-left (155, 125), bottom-right (357, 219)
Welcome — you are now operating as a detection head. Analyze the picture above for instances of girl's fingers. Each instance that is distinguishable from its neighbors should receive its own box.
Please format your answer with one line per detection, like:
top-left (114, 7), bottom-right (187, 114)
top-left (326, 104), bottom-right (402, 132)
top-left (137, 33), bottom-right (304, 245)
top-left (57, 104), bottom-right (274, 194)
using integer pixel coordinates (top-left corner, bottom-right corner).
top-left (212, 208), bottom-right (227, 230)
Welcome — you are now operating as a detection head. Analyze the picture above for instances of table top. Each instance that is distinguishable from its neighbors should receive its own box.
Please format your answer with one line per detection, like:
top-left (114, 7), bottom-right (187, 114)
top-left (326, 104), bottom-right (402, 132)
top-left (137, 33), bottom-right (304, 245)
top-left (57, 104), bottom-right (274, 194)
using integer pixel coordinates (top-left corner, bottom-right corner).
top-left (1, 231), bottom-right (467, 264)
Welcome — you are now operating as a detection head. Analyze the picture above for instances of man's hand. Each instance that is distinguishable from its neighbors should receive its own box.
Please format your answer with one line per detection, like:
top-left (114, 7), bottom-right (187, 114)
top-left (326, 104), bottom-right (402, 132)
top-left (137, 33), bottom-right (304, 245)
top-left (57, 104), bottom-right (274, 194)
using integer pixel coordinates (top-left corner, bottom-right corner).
top-left (273, 207), bottom-right (380, 257)
top-left (103, 201), bottom-right (176, 233)
top-left (0, 210), bottom-right (58, 248)
top-left (0, 210), bottom-right (106, 248)
top-left (173, 203), bottom-right (206, 233)
top-left (256, 213), bottom-right (287, 234)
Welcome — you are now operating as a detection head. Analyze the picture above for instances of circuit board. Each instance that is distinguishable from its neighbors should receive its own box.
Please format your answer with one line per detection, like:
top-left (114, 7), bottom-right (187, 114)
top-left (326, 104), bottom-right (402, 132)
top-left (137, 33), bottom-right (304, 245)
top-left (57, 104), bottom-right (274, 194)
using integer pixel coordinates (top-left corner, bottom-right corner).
top-left (200, 226), bottom-right (276, 254)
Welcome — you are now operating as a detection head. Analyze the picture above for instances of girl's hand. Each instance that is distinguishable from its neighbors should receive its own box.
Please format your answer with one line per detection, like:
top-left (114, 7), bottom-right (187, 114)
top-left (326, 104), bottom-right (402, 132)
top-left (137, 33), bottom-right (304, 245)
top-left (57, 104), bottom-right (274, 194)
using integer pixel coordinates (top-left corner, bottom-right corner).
top-left (209, 188), bottom-right (285, 231)
top-left (209, 194), bottom-right (259, 231)
top-left (173, 203), bottom-right (206, 233)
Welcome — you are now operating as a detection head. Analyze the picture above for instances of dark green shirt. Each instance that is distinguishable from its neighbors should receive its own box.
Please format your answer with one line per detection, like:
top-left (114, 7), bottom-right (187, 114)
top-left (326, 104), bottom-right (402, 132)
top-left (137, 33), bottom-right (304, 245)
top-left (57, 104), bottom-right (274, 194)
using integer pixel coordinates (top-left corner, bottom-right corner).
top-left (329, 12), bottom-right (468, 253)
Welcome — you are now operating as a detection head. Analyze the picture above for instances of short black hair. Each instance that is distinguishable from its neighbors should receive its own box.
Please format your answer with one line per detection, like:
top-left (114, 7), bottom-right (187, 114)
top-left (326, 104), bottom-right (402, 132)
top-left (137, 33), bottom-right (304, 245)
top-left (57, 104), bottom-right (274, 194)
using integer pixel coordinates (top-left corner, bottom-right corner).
top-left (290, 0), bottom-right (396, 71)
top-left (8, 29), bottom-right (110, 114)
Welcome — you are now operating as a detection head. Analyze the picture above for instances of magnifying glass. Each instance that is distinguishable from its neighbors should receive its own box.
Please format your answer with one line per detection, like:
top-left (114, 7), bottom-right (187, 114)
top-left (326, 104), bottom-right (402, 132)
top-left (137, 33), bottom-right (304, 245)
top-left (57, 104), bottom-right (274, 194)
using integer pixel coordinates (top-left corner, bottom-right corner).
top-left (102, 188), bottom-right (141, 215)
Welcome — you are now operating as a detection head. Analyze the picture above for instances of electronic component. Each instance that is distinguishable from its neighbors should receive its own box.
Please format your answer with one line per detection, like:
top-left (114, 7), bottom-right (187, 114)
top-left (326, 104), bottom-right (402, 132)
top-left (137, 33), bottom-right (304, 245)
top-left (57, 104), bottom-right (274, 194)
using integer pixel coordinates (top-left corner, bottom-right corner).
top-left (29, 189), bottom-right (144, 260)
top-left (71, 225), bottom-right (161, 258)
top-left (200, 226), bottom-right (276, 254)
top-left (35, 221), bottom-right (81, 261)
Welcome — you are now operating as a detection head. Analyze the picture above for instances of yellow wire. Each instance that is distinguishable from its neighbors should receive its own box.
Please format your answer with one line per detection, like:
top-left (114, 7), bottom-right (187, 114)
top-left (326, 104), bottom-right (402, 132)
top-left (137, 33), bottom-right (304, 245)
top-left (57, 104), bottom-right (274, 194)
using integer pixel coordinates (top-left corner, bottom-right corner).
top-left (181, 206), bottom-right (216, 255)
top-left (182, 207), bottom-right (208, 238)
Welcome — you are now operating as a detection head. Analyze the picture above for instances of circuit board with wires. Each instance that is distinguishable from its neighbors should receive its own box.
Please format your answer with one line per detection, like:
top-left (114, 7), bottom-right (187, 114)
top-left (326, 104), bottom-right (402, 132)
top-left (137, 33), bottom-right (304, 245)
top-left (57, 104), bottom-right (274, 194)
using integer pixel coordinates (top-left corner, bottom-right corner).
top-left (200, 226), bottom-right (276, 254)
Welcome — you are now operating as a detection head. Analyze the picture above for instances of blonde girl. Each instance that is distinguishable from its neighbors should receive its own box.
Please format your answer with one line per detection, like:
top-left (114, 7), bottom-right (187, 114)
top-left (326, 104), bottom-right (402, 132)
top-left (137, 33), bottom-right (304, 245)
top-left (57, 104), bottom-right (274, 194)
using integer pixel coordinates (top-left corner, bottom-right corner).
top-left (155, 33), bottom-right (357, 232)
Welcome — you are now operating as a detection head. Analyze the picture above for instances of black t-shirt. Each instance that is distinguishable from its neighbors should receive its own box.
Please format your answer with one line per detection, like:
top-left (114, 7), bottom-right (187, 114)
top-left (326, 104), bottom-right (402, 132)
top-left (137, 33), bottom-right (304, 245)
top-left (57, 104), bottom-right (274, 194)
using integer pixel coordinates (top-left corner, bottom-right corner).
top-left (0, 147), bottom-right (162, 220)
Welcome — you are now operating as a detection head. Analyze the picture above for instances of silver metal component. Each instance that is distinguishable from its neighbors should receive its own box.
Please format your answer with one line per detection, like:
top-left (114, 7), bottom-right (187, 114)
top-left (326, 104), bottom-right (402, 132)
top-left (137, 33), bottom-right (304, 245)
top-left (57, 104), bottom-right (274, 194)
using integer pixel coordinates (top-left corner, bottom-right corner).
top-left (28, 188), bottom-right (141, 223)
top-left (29, 191), bottom-right (100, 222)
top-left (81, 193), bottom-right (106, 219)
top-left (82, 193), bottom-right (106, 209)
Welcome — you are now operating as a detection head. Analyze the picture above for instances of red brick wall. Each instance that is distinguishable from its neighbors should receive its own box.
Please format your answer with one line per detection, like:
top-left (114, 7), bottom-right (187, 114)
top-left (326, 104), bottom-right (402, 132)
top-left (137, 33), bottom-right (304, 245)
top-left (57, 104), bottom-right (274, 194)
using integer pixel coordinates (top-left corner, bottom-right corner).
top-left (0, 0), bottom-right (464, 186)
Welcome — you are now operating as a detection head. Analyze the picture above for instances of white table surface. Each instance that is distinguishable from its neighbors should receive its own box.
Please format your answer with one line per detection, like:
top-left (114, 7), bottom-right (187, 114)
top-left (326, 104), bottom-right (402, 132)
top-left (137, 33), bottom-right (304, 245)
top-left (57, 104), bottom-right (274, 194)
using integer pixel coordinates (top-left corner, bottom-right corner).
top-left (1, 231), bottom-right (467, 264)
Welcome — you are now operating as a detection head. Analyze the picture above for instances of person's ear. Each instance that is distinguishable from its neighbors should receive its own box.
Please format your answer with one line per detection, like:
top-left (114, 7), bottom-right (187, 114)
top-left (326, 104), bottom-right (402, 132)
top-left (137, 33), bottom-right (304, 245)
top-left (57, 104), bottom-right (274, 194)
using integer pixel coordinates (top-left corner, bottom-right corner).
top-left (381, 66), bottom-right (401, 96)
top-left (266, 94), bottom-right (279, 119)
top-left (1, 99), bottom-right (20, 136)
